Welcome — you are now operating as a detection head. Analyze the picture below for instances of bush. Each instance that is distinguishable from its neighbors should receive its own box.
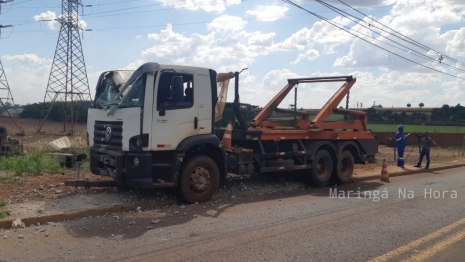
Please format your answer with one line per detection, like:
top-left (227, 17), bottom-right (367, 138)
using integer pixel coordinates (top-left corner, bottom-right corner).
top-left (0, 151), bottom-right (63, 176)
top-left (0, 210), bottom-right (10, 219)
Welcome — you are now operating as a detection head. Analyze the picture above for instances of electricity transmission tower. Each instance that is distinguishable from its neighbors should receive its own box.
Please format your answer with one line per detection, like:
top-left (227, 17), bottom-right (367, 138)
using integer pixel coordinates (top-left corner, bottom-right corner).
top-left (0, 1), bottom-right (25, 135)
top-left (37, 0), bottom-right (91, 135)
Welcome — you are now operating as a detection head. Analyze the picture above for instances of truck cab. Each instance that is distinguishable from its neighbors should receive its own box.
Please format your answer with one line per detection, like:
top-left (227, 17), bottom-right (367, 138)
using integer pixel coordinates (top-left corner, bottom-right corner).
top-left (88, 63), bottom-right (227, 203)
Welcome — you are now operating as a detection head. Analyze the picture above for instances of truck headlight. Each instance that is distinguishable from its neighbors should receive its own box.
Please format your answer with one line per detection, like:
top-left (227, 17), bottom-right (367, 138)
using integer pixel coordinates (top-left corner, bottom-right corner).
top-left (133, 157), bottom-right (139, 167)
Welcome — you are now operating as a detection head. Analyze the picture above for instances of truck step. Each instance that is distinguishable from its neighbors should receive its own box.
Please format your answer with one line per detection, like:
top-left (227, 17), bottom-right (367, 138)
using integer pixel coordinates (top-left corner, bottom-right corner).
top-left (261, 151), bottom-right (310, 159)
top-left (260, 164), bottom-right (311, 173)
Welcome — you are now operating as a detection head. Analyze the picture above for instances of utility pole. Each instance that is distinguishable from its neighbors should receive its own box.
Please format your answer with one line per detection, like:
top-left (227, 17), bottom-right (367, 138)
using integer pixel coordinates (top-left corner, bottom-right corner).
top-left (0, 0), bottom-right (14, 15)
top-left (0, 0), bottom-right (25, 135)
top-left (37, 0), bottom-right (92, 135)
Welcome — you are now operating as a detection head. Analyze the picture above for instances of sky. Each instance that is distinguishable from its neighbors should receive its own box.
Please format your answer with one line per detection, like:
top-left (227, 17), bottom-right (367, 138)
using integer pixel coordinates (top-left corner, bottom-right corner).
top-left (0, 0), bottom-right (464, 109)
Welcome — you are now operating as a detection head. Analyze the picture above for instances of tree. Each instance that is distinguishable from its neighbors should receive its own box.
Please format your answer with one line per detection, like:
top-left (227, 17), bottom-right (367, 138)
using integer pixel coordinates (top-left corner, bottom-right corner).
top-left (407, 103), bottom-right (411, 108)
top-left (419, 102), bottom-right (424, 108)
top-left (400, 112), bottom-right (407, 121)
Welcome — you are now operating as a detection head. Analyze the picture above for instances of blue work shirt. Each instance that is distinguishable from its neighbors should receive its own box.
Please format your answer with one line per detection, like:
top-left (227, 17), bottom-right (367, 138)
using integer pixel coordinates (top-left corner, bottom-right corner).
top-left (395, 132), bottom-right (406, 147)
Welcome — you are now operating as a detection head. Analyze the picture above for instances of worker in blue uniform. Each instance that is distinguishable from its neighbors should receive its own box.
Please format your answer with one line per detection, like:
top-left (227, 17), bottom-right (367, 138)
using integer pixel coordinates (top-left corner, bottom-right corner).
top-left (395, 124), bottom-right (410, 168)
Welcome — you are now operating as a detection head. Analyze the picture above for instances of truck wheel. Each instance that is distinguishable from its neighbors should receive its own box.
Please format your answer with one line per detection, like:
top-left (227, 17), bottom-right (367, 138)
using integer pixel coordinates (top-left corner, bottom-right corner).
top-left (180, 155), bottom-right (220, 204)
top-left (311, 150), bottom-right (333, 187)
top-left (336, 151), bottom-right (354, 183)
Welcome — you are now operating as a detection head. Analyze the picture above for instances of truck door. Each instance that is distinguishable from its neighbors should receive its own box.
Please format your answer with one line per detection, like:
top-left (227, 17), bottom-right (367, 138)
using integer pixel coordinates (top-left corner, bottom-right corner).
top-left (152, 70), bottom-right (199, 150)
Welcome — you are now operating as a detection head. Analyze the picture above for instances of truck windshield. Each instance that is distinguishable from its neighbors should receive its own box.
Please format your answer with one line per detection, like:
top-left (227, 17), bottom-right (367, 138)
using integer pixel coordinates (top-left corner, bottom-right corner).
top-left (94, 70), bottom-right (134, 109)
top-left (118, 74), bottom-right (147, 108)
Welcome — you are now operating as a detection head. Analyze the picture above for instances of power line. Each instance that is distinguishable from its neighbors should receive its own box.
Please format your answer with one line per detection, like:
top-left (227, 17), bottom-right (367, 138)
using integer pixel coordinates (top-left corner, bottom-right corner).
top-left (442, 0), bottom-right (465, 18)
top-left (313, 0), bottom-right (465, 73)
top-left (334, 0), bottom-right (465, 68)
top-left (281, 0), bottom-right (465, 80)
top-left (0, 0), bottom-right (32, 14)
top-left (85, 13), bottom-right (312, 31)
top-left (315, 15), bottom-right (465, 74)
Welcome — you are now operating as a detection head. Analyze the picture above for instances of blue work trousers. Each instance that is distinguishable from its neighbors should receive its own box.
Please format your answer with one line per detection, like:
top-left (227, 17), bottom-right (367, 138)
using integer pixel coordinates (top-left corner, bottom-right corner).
top-left (417, 148), bottom-right (430, 169)
top-left (397, 145), bottom-right (405, 167)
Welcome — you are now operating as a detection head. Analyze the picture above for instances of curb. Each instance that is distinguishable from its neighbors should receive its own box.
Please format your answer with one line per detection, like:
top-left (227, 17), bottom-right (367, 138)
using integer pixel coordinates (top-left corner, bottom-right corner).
top-left (1, 164), bottom-right (463, 230)
top-left (0, 184), bottom-right (302, 230)
top-left (354, 164), bottom-right (465, 182)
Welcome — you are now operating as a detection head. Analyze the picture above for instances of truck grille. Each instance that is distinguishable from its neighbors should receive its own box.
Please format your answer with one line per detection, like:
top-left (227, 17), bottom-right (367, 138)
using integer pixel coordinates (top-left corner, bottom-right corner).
top-left (94, 121), bottom-right (123, 151)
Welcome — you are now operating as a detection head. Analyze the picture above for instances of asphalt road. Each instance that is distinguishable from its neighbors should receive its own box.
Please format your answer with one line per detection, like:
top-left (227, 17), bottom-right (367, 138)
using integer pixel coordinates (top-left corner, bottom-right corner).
top-left (1, 167), bottom-right (465, 262)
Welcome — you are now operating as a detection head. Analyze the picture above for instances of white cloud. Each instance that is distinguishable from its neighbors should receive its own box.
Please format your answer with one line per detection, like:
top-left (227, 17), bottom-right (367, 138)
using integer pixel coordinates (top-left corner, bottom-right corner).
top-left (247, 32), bottom-right (276, 46)
top-left (207, 15), bottom-right (247, 33)
top-left (33, 11), bottom-right (87, 31)
top-left (275, 16), bottom-right (353, 53)
top-left (430, 73), bottom-right (465, 105)
top-left (34, 11), bottom-right (59, 30)
top-left (445, 28), bottom-right (465, 57)
top-left (141, 23), bottom-right (281, 72)
top-left (122, 1), bottom-right (465, 108)
top-left (154, 0), bottom-right (241, 14)
top-left (318, 0), bottom-right (396, 8)
top-left (122, 59), bottom-right (146, 70)
top-left (2, 54), bottom-right (51, 64)
top-left (290, 49), bottom-right (320, 65)
top-left (1, 55), bottom-right (53, 104)
top-left (246, 4), bottom-right (289, 22)
top-left (333, 0), bottom-right (465, 74)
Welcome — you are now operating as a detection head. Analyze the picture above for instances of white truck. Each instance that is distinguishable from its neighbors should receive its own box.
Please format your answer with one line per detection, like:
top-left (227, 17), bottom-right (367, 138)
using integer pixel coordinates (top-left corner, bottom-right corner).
top-left (87, 62), bottom-right (378, 203)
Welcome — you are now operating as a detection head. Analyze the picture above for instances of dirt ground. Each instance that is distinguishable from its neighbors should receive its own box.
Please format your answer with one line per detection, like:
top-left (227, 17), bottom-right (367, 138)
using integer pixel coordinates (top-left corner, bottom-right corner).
top-left (0, 117), bottom-right (464, 207)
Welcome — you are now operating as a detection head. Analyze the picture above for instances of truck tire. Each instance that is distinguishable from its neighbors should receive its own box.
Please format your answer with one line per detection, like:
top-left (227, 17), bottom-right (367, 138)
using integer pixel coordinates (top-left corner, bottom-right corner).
top-left (311, 149), bottom-right (333, 187)
top-left (179, 155), bottom-right (220, 204)
top-left (336, 150), bottom-right (354, 183)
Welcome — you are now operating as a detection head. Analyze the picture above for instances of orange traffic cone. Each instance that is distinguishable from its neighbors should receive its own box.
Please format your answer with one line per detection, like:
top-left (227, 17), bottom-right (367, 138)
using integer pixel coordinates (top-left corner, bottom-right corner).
top-left (380, 159), bottom-right (390, 182)
top-left (222, 120), bottom-right (233, 151)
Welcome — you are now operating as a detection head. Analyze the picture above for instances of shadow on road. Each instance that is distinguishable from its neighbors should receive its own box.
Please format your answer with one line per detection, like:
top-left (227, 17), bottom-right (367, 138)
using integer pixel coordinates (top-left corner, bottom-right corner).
top-left (61, 175), bottom-right (387, 240)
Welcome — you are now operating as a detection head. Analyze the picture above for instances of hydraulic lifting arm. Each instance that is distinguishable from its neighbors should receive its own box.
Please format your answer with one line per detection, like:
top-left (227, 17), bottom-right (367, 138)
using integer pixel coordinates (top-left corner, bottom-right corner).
top-left (309, 77), bottom-right (354, 127)
top-left (250, 75), bottom-right (369, 131)
top-left (250, 82), bottom-right (296, 128)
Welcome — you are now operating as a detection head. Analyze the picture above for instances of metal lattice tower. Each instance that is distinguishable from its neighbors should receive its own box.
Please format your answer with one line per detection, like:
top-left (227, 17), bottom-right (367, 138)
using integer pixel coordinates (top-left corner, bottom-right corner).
top-left (37, 0), bottom-right (91, 135)
top-left (0, 60), bottom-right (24, 135)
top-left (0, 0), bottom-right (25, 135)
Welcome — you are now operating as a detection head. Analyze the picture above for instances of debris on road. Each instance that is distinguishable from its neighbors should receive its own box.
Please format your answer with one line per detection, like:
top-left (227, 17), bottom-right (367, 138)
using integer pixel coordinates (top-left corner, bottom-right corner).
top-left (11, 219), bottom-right (25, 229)
top-left (150, 219), bottom-right (162, 224)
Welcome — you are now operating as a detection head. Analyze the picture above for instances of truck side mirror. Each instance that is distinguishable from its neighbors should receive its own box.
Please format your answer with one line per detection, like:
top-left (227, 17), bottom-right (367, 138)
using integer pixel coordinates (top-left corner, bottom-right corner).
top-left (171, 76), bottom-right (184, 102)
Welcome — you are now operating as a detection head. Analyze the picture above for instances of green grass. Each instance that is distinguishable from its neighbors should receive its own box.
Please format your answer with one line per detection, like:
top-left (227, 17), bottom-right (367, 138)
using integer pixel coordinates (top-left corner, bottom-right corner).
top-left (268, 114), bottom-right (344, 122)
top-left (0, 199), bottom-right (9, 219)
top-left (266, 116), bottom-right (465, 133)
top-left (0, 151), bottom-right (63, 176)
top-left (0, 210), bottom-right (10, 219)
top-left (367, 124), bottom-right (465, 133)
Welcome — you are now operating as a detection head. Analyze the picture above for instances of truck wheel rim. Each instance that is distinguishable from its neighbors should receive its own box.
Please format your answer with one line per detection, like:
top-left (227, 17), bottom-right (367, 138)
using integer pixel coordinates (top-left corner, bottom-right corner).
top-left (316, 159), bottom-right (327, 178)
top-left (340, 158), bottom-right (348, 173)
top-left (190, 167), bottom-right (211, 193)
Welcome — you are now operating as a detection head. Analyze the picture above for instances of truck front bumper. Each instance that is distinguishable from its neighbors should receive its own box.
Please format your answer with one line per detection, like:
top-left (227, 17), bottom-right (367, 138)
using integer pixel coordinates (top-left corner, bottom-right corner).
top-left (89, 147), bottom-right (153, 187)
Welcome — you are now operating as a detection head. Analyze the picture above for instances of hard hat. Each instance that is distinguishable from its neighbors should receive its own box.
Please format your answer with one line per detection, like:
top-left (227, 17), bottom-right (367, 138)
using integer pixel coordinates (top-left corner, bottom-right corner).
top-left (398, 124), bottom-right (404, 129)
